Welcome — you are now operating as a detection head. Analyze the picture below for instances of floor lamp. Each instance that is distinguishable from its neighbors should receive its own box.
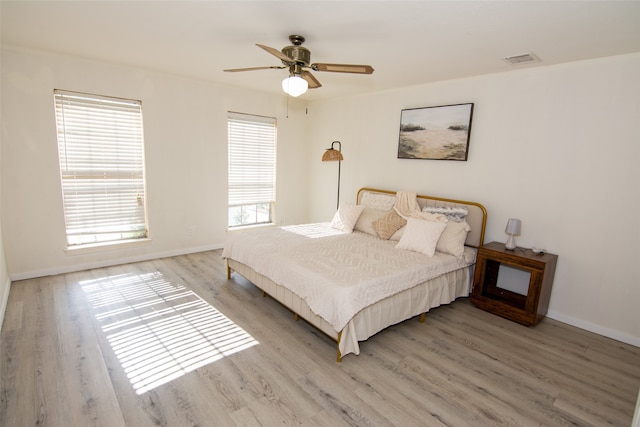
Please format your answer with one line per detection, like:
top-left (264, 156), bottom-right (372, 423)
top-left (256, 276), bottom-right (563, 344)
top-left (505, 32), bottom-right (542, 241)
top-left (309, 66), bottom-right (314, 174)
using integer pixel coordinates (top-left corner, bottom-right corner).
top-left (322, 141), bottom-right (344, 210)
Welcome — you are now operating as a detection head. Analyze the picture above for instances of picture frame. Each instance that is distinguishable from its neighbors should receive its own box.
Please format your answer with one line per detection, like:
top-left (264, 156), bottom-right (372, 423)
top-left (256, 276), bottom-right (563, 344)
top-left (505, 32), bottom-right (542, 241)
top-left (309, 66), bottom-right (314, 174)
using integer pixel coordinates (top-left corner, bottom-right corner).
top-left (397, 103), bottom-right (474, 161)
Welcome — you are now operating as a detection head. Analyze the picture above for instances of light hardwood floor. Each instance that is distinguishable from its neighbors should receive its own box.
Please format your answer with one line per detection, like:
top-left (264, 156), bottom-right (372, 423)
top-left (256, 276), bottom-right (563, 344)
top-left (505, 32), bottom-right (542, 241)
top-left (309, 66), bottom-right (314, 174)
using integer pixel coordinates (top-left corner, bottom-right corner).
top-left (1, 250), bottom-right (639, 426)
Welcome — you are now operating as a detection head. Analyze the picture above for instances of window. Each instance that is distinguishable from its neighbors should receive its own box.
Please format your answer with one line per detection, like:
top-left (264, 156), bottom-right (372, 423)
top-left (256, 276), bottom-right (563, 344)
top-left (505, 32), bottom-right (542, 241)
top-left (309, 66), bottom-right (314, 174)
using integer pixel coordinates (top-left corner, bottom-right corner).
top-left (227, 112), bottom-right (276, 227)
top-left (54, 90), bottom-right (148, 247)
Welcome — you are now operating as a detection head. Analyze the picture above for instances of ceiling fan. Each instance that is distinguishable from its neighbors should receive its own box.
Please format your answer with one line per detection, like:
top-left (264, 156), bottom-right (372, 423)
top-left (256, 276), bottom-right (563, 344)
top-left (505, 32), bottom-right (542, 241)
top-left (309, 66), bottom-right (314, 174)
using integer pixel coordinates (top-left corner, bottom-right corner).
top-left (224, 35), bottom-right (374, 97)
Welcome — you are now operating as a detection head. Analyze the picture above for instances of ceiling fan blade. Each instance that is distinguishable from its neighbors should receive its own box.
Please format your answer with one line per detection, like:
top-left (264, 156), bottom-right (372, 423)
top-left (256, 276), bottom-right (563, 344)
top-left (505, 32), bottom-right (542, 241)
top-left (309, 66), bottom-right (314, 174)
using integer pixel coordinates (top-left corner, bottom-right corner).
top-left (312, 63), bottom-right (374, 74)
top-left (224, 66), bottom-right (285, 72)
top-left (256, 44), bottom-right (293, 63)
top-left (301, 71), bottom-right (322, 89)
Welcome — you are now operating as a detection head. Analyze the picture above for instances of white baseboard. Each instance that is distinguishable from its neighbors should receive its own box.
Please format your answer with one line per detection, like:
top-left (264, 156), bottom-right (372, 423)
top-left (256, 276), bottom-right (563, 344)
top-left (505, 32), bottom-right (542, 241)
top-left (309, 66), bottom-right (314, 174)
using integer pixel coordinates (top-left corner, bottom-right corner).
top-left (9, 243), bottom-right (224, 282)
top-left (547, 309), bottom-right (640, 348)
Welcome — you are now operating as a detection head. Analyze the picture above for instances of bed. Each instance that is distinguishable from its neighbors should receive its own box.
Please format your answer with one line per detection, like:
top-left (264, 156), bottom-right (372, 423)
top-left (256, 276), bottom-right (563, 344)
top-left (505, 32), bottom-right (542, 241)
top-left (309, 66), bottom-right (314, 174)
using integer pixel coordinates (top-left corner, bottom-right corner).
top-left (222, 188), bottom-right (487, 361)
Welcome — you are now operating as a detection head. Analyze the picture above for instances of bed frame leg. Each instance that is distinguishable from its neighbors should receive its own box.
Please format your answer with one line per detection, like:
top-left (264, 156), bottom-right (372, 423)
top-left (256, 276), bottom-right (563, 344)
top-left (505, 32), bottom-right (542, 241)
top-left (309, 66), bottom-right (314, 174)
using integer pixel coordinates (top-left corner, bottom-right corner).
top-left (336, 331), bottom-right (342, 363)
top-left (262, 290), bottom-right (266, 298)
top-left (294, 313), bottom-right (299, 321)
top-left (226, 264), bottom-right (232, 279)
top-left (419, 313), bottom-right (426, 323)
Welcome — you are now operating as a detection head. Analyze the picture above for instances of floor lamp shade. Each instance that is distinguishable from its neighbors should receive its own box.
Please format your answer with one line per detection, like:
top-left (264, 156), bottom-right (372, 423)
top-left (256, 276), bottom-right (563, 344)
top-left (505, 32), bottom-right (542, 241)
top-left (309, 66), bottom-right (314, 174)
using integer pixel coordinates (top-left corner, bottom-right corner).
top-left (322, 141), bottom-right (343, 210)
top-left (321, 148), bottom-right (344, 162)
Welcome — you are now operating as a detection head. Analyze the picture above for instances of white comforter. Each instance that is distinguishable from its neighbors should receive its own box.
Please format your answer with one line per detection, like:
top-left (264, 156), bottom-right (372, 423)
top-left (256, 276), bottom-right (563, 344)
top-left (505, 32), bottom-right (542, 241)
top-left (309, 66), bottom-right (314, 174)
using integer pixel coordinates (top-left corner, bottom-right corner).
top-left (222, 223), bottom-right (475, 331)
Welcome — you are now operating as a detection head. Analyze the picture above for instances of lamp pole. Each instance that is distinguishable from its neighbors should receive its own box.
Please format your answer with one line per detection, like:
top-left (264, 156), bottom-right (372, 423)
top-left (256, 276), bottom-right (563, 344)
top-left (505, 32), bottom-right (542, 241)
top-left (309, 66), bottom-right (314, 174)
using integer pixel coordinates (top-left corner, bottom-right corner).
top-left (332, 141), bottom-right (341, 210)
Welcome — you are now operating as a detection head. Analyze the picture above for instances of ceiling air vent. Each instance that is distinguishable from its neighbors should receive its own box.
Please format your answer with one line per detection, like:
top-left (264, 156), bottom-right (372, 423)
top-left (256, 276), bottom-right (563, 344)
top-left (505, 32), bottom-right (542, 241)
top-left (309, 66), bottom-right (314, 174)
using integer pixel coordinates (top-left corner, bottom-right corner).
top-left (504, 52), bottom-right (540, 65)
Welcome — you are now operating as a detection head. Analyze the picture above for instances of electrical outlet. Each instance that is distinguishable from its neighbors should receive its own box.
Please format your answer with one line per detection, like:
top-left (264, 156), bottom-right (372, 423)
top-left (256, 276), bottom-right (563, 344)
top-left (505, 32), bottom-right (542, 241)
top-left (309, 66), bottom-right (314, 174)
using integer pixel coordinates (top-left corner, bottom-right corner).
top-left (186, 226), bottom-right (195, 237)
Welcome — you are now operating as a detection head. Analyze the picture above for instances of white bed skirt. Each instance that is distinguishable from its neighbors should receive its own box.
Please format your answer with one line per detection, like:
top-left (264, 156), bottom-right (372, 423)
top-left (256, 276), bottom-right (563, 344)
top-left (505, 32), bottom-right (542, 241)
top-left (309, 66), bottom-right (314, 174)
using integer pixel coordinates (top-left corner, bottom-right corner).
top-left (227, 258), bottom-right (473, 359)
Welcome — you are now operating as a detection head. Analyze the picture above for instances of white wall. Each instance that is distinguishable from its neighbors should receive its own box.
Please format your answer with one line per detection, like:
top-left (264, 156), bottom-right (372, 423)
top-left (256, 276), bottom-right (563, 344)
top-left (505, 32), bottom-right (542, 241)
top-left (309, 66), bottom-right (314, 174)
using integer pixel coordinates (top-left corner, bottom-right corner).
top-left (0, 47), bottom-right (310, 279)
top-left (306, 53), bottom-right (640, 346)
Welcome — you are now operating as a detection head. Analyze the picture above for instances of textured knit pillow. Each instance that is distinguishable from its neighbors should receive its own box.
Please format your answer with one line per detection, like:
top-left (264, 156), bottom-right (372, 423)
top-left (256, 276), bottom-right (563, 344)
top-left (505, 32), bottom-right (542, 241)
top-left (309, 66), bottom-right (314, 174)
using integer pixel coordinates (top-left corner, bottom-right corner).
top-left (330, 204), bottom-right (365, 233)
top-left (396, 217), bottom-right (447, 256)
top-left (372, 209), bottom-right (407, 240)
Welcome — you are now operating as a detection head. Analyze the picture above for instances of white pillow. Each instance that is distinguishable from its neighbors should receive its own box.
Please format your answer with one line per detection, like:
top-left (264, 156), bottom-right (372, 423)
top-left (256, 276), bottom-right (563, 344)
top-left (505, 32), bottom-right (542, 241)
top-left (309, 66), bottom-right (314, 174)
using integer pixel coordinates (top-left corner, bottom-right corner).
top-left (395, 217), bottom-right (447, 257)
top-left (330, 204), bottom-right (365, 233)
top-left (437, 221), bottom-right (471, 258)
top-left (389, 226), bottom-right (405, 241)
top-left (354, 207), bottom-right (388, 236)
top-left (360, 192), bottom-right (396, 210)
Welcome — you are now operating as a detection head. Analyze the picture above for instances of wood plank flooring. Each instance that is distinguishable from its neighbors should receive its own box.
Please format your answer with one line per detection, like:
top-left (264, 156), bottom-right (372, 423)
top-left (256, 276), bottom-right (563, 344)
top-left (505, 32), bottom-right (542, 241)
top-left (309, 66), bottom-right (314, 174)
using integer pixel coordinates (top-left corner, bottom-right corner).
top-left (1, 250), bottom-right (639, 426)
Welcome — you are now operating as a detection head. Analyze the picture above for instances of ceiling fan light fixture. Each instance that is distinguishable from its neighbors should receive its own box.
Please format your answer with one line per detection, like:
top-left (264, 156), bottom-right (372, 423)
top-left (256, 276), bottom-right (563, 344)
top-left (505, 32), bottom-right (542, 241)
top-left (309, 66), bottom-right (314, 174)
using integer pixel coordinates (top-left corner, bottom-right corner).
top-left (282, 75), bottom-right (308, 97)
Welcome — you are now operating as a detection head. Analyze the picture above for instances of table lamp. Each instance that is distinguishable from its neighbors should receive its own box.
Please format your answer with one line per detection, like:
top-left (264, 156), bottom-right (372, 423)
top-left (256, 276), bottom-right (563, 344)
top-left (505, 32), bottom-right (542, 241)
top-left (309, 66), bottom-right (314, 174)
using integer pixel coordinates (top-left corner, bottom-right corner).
top-left (505, 218), bottom-right (521, 250)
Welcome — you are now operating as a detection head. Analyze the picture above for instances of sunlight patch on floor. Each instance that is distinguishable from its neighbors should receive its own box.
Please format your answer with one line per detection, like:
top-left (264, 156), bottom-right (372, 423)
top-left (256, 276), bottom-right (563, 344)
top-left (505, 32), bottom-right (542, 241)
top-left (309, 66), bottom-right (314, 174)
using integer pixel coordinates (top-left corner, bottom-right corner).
top-left (81, 271), bottom-right (258, 394)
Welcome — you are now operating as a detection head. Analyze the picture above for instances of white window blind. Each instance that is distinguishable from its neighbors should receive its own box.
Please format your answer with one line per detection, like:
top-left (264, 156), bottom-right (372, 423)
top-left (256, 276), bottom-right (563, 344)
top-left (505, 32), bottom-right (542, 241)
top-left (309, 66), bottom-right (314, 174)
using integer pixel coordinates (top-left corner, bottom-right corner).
top-left (54, 90), bottom-right (148, 246)
top-left (227, 112), bottom-right (276, 227)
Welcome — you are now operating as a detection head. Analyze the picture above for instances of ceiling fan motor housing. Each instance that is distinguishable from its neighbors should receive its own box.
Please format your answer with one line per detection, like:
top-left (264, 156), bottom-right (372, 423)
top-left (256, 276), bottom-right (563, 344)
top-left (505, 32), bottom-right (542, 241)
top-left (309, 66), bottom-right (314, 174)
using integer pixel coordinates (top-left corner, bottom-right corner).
top-left (281, 45), bottom-right (311, 66)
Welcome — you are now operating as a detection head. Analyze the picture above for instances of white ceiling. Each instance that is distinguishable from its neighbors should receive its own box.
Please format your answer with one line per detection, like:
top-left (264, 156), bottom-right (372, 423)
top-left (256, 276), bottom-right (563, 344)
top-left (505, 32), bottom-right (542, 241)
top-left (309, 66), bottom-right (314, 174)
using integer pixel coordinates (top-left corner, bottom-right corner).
top-left (2, 1), bottom-right (640, 100)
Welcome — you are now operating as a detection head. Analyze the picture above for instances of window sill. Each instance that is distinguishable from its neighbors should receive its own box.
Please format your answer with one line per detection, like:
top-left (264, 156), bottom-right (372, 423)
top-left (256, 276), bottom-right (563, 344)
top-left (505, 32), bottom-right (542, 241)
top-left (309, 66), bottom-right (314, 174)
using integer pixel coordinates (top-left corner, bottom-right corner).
top-left (65, 238), bottom-right (152, 256)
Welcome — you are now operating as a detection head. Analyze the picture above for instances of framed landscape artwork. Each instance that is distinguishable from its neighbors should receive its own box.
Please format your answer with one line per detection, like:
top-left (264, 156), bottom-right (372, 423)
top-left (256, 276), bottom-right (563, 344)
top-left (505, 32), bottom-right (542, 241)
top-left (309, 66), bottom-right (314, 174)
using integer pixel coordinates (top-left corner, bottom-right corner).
top-left (398, 103), bottom-right (474, 161)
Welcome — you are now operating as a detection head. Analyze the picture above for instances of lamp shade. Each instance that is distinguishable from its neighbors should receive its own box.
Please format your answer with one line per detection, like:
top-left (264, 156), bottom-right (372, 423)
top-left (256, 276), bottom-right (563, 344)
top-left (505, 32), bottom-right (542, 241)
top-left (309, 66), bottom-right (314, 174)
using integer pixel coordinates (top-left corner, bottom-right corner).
top-left (505, 218), bottom-right (522, 235)
top-left (282, 75), bottom-right (308, 97)
top-left (322, 149), bottom-right (344, 162)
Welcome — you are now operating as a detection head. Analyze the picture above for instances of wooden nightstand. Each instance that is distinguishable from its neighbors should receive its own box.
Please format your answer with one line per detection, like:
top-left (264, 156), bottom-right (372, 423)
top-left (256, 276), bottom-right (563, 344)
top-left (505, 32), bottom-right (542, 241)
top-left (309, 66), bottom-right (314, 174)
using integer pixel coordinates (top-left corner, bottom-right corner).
top-left (471, 241), bottom-right (558, 326)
